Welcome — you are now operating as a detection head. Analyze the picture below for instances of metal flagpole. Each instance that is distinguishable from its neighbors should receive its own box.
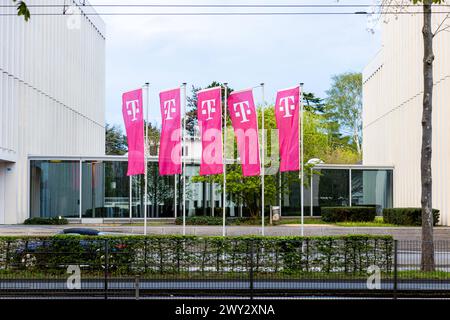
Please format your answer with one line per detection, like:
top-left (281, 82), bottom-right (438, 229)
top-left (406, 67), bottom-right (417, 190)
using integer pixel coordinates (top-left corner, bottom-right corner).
top-left (174, 174), bottom-right (177, 218)
top-left (182, 83), bottom-right (187, 236)
top-left (144, 82), bottom-right (150, 236)
top-left (223, 83), bottom-right (228, 237)
top-left (299, 83), bottom-right (304, 236)
top-left (260, 83), bottom-right (265, 236)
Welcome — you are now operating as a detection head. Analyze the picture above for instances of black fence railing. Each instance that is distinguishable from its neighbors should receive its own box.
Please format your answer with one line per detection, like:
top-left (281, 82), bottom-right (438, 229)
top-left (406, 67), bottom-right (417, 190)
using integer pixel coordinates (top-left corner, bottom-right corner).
top-left (0, 237), bottom-right (449, 299)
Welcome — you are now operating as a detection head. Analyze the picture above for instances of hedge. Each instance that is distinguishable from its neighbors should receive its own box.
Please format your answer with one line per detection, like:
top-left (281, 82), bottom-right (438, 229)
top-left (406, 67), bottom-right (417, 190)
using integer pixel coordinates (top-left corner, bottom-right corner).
top-left (23, 217), bottom-right (69, 225)
top-left (175, 216), bottom-right (269, 226)
top-left (383, 208), bottom-right (440, 226)
top-left (321, 207), bottom-right (376, 223)
top-left (0, 235), bottom-right (393, 275)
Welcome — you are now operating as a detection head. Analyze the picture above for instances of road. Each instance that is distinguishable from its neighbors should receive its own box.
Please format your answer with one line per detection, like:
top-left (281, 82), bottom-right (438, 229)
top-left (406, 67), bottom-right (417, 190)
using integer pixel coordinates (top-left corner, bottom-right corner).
top-left (1, 224), bottom-right (450, 240)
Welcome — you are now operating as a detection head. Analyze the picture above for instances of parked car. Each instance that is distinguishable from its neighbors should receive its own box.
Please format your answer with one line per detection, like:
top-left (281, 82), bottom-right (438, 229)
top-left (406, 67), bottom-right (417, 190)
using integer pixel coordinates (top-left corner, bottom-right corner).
top-left (13, 228), bottom-right (130, 270)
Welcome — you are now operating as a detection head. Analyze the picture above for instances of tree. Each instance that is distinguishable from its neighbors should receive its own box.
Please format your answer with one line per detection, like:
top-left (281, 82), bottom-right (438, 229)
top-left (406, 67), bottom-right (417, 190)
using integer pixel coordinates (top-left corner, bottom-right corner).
top-left (192, 107), bottom-right (340, 218)
top-left (376, 0), bottom-right (446, 272)
top-left (325, 72), bottom-right (363, 155)
top-left (105, 124), bottom-right (127, 155)
top-left (12, 1), bottom-right (30, 21)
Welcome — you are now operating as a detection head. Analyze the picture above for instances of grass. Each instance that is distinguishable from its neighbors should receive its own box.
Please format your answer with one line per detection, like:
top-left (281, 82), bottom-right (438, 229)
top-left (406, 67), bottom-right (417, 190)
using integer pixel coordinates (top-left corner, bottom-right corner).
top-left (1, 269), bottom-right (450, 280)
top-left (120, 216), bottom-right (412, 228)
top-left (275, 216), bottom-right (399, 227)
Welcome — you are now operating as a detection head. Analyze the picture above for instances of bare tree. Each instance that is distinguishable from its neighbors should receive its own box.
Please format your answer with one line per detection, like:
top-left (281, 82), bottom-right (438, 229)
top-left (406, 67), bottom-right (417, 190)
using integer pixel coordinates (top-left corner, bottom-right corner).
top-left (371, 0), bottom-right (449, 271)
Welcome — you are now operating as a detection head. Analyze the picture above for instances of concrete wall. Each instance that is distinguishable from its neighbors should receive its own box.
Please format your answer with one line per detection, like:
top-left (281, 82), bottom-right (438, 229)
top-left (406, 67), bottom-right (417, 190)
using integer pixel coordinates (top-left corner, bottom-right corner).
top-left (363, 4), bottom-right (450, 225)
top-left (0, 0), bottom-right (106, 223)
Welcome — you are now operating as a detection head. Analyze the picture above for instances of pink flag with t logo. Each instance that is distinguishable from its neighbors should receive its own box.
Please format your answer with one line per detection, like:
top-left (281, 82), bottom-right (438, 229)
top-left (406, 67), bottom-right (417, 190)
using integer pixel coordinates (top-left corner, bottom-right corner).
top-left (275, 86), bottom-right (301, 172)
top-left (198, 87), bottom-right (223, 175)
top-left (159, 88), bottom-right (182, 175)
top-left (122, 89), bottom-right (145, 176)
top-left (228, 89), bottom-right (261, 177)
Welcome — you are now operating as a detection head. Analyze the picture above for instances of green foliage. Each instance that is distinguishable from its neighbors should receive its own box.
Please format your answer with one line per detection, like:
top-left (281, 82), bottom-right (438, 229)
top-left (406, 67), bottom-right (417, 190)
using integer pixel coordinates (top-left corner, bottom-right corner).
top-left (23, 217), bottom-right (68, 225)
top-left (383, 208), bottom-right (440, 226)
top-left (12, 1), bottom-right (30, 21)
top-left (105, 124), bottom-right (127, 155)
top-left (325, 72), bottom-right (363, 154)
top-left (321, 207), bottom-right (376, 223)
top-left (0, 235), bottom-right (393, 276)
top-left (175, 216), bottom-right (270, 226)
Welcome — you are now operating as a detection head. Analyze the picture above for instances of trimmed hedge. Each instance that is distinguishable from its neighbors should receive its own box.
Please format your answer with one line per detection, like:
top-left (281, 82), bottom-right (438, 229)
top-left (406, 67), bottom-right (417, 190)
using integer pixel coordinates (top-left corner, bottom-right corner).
top-left (383, 208), bottom-right (440, 226)
top-left (23, 217), bottom-right (68, 225)
top-left (321, 207), bottom-right (376, 223)
top-left (0, 235), bottom-right (393, 275)
top-left (175, 216), bottom-right (270, 226)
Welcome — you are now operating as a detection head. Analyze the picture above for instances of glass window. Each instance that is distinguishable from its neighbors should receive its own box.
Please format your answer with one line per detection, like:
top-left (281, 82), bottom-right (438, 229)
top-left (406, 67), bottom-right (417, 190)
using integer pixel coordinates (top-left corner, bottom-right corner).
top-left (30, 160), bottom-right (80, 218)
top-left (317, 169), bottom-right (350, 208)
top-left (280, 171), bottom-right (310, 217)
top-left (82, 161), bottom-right (130, 218)
top-left (351, 170), bottom-right (393, 214)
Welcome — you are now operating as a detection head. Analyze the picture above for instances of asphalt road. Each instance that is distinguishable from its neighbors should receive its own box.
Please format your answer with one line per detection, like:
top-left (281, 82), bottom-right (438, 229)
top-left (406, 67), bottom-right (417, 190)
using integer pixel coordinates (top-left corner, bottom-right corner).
top-left (1, 224), bottom-right (450, 240)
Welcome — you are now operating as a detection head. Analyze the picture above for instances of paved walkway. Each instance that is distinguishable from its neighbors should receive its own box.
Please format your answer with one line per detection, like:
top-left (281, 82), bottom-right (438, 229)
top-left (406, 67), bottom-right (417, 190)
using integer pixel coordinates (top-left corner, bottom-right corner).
top-left (0, 224), bottom-right (449, 240)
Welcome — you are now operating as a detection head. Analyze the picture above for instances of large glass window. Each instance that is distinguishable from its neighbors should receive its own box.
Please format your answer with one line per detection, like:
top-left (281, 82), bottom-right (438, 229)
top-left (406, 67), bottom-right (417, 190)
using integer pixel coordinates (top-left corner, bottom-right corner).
top-left (351, 169), bottom-right (393, 214)
top-left (82, 161), bottom-right (129, 218)
top-left (30, 160), bottom-right (80, 218)
top-left (280, 172), bottom-right (310, 217)
top-left (30, 159), bottom-right (394, 220)
top-left (316, 169), bottom-right (350, 208)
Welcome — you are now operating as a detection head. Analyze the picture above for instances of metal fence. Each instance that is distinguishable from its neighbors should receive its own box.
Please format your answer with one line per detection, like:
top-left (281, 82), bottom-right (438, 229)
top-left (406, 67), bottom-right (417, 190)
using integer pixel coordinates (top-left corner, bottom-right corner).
top-left (0, 238), bottom-right (449, 299)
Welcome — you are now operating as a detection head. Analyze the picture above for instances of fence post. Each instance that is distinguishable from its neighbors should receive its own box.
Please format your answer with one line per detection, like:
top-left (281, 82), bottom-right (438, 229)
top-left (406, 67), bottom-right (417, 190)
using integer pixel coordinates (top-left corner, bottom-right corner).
top-left (135, 276), bottom-right (140, 300)
top-left (393, 240), bottom-right (398, 300)
top-left (104, 239), bottom-right (109, 300)
top-left (249, 241), bottom-right (254, 300)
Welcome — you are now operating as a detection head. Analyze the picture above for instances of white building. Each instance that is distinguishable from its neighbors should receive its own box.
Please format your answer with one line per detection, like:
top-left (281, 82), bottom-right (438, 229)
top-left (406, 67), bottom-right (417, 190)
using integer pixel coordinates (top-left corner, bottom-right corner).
top-left (0, 0), bottom-right (105, 224)
top-left (363, 6), bottom-right (450, 225)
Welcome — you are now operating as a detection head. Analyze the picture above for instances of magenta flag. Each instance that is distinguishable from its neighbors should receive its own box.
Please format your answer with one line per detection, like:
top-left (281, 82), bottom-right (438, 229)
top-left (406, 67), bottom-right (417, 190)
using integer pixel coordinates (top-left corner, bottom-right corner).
top-left (197, 87), bottom-right (223, 175)
top-left (122, 89), bottom-right (145, 176)
top-left (228, 89), bottom-right (261, 177)
top-left (275, 86), bottom-right (301, 172)
top-left (159, 88), bottom-right (182, 175)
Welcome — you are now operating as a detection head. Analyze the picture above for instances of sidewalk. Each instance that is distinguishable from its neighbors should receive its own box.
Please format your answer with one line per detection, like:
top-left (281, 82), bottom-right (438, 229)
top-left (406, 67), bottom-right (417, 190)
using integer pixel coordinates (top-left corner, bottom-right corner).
top-left (0, 224), bottom-right (449, 240)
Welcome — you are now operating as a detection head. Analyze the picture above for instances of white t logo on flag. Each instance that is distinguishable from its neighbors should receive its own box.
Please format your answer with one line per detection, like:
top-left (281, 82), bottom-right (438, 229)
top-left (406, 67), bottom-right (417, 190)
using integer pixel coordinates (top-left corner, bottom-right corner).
top-left (279, 96), bottom-right (296, 118)
top-left (233, 101), bottom-right (251, 123)
top-left (201, 99), bottom-right (217, 121)
top-left (164, 99), bottom-right (177, 120)
top-left (126, 99), bottom-right (141, 122)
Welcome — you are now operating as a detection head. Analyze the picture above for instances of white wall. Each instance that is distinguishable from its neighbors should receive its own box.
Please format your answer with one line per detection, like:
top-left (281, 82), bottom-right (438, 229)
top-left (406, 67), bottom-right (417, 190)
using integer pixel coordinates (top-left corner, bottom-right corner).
top-left (363, 4), bottom-right (450, 225)
top-left (0, 0), bottom-right (106, 223)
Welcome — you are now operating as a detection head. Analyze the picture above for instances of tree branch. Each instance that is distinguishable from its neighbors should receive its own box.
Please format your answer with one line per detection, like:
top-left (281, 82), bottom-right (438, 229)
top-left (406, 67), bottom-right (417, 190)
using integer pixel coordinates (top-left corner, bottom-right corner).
top-left (433, 12), bottom-right (450, 37)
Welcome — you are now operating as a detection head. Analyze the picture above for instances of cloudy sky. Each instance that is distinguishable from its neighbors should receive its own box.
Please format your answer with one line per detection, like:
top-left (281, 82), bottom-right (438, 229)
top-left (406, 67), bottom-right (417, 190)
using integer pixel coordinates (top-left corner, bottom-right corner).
top-left (87, 0), bottom-right (381, 128)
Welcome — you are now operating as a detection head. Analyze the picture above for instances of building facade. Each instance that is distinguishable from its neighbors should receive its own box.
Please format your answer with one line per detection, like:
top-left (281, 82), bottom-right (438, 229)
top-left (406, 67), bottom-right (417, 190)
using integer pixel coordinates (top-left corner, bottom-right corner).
top-left (363, 6), bottom-right (450, 225)
top-left (28, 155), bottom-right (393, 222)
top-left (0, 1), bottom-right (106, 224)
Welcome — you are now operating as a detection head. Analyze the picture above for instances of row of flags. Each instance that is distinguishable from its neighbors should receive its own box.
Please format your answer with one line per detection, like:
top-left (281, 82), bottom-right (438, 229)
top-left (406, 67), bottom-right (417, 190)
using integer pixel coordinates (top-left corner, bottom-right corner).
top-left (122, 85), bottom-right (302, 178)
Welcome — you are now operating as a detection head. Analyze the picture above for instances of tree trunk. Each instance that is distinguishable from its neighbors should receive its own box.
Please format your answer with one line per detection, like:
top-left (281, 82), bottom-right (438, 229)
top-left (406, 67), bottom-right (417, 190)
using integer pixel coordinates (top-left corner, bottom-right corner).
top-left (421, 1), bottom-right (435, 272)
top-left (354, 125), bottom-right (361, 155)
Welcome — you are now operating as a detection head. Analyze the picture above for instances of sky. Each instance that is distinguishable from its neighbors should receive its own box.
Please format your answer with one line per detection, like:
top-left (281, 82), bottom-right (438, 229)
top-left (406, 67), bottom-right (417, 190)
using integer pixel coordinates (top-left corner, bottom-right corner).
top-left (87, 0), bottom-right (382, 129)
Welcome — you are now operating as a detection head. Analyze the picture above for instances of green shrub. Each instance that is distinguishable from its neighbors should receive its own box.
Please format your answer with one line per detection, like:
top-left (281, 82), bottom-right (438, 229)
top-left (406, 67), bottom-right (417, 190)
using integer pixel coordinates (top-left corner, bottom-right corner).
top-left (0, 235), bottom-right (393, 276)
top-left (23, 217), bottom-right (69, 225)
top-left (383, 208), bottom-right (440, 226)
top-left (175, 216), bottom-right (269, 226)
top-left (321, 207), bottom-right (376, 223)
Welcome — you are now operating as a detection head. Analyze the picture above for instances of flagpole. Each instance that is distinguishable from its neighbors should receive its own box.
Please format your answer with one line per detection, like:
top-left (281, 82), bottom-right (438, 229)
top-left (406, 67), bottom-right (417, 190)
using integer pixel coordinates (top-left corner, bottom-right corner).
top-left (223, 83), bottom-right (228, 237)
top-left (144, 82), bottom-right (150, 236)
top-left (260, 83), bottom-right (265, 236)
top-left (182, 83), bottom-right (187, 236)
top-left (299, 82), bottom-right (304, 237)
